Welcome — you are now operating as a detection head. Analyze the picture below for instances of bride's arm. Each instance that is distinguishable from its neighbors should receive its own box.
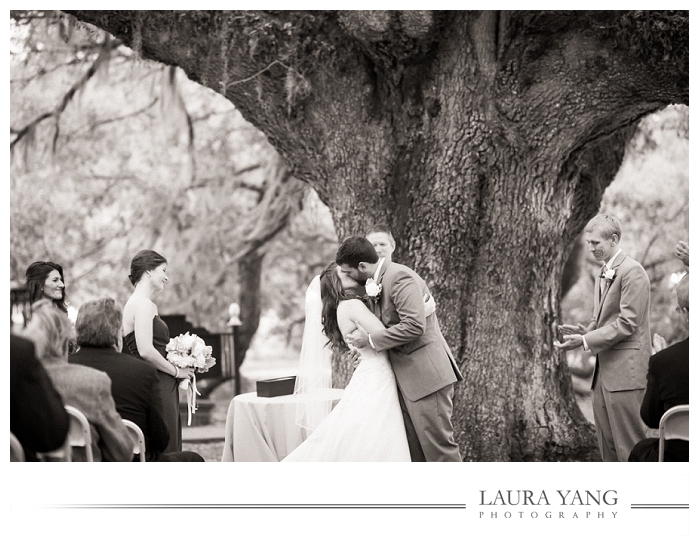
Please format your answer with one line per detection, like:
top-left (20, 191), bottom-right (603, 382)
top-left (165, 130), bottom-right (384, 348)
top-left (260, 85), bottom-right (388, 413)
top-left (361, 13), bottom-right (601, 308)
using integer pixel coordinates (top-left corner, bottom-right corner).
top-left (337, 299), bottom-right (385, 338)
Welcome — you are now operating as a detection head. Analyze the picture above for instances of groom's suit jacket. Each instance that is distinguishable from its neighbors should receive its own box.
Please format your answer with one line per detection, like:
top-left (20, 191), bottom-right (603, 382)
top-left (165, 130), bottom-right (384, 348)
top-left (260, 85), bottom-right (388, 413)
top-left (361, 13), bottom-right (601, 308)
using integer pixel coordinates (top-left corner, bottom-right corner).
top-left (369, 261), bottom-right (463, 401)
top-left (584, 251), bottom-right (651, 392)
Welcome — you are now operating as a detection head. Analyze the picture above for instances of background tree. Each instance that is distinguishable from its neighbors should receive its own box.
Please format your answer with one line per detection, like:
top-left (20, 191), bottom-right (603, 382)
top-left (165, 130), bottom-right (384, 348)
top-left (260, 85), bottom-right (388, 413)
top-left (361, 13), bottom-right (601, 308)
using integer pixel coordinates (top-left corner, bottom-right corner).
top-left (27, 10), bottom-right (690, 461)
top-left (10, 13), bottom-right (338, 366)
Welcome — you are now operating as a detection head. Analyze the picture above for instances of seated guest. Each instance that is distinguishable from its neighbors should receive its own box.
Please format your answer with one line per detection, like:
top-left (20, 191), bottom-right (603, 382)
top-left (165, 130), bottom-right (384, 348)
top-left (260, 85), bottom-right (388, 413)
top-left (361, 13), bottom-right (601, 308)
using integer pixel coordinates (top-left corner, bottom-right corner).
top-left (69, 298), bottom-right (204, 462)
top-left (23, 300), bottom-right (133, 462)
top-left (10, 333), bottom-right (69, 461)
top-left (629, 274), bottom-right (689, 462)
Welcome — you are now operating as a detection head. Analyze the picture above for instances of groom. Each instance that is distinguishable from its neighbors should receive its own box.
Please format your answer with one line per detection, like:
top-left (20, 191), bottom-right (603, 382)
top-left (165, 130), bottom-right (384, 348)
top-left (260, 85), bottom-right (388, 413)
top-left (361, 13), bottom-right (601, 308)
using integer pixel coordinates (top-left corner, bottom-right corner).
top-left (338, 236), bottom-right (463, 462)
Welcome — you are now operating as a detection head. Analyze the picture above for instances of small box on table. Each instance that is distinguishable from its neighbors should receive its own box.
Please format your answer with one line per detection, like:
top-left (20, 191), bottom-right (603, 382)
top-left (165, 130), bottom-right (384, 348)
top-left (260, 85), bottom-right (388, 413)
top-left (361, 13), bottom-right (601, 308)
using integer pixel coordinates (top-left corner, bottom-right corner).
top-left (256, 376), bottom-right (297, 398)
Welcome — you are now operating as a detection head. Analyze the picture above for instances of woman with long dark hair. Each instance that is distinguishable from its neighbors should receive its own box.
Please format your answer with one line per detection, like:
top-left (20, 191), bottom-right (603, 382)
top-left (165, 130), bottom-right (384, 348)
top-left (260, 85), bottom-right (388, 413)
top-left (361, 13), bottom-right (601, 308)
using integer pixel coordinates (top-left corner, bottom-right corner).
top-left (25, 261), bottom-right (68, 313)
top-left (122, 250), bottom-right (193, 454)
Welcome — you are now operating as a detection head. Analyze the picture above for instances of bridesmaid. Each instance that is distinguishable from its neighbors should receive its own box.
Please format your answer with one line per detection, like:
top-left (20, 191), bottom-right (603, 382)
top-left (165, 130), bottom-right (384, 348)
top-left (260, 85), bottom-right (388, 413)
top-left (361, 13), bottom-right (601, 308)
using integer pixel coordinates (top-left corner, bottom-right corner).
top-left (122, 250), bottom-right (193, 453)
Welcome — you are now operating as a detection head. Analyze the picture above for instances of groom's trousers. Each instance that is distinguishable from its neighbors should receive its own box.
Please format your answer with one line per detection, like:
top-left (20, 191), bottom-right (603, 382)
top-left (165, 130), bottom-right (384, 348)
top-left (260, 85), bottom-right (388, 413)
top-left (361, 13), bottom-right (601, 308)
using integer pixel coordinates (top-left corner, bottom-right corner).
top-left (397, 383), bottom-right (461, 462)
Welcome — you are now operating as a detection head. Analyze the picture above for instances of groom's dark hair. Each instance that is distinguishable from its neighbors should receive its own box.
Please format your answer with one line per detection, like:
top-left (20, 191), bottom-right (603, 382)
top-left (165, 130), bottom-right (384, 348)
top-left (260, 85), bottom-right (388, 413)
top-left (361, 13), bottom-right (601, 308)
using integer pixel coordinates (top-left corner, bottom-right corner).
top-left (336, 236), bottom-right (379, 268)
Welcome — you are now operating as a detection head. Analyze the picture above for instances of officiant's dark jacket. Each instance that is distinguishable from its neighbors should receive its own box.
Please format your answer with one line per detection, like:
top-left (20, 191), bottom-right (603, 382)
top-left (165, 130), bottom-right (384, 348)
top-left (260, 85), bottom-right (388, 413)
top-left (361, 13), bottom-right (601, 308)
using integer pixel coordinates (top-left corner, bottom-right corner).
top-left (69, 345), bottom-right (170, 460)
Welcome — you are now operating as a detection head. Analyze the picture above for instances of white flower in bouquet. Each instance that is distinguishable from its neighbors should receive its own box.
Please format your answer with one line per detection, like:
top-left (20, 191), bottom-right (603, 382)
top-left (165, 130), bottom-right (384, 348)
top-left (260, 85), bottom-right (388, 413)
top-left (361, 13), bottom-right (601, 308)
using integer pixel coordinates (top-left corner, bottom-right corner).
top-left (166, 332), bottom-right (216, 425)
top-left (190, 338), bottom-right (216, 372)
top-left (165, 332), bottom-right (215, 372)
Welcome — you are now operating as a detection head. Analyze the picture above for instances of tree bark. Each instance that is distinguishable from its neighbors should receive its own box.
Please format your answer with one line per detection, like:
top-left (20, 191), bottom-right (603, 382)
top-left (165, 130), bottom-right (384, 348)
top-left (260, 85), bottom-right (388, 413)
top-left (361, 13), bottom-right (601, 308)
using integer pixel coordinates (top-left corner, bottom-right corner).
top-left (66, 10), bottom-right (688, 460)
top-left (235, 251), bottom-right (263, 369)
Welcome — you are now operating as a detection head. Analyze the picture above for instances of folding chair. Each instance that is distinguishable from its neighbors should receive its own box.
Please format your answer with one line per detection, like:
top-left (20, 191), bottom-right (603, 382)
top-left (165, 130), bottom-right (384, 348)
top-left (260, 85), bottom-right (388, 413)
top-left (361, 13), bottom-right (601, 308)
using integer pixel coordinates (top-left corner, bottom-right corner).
top-left (122, 419), bottom-right (147, 462)
top-left (658, 404), bottom-right (689, 462)
top-left (10, 431), bottom-right (25, 462)
top-left (38, 405), bottom-right (94, 462)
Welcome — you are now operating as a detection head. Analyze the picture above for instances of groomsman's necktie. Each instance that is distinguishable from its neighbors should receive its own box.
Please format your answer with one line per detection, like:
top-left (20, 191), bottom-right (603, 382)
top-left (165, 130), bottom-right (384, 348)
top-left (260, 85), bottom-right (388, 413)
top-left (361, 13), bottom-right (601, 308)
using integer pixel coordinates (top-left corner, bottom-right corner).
top-left (600, 267), bottom-right (607, 299)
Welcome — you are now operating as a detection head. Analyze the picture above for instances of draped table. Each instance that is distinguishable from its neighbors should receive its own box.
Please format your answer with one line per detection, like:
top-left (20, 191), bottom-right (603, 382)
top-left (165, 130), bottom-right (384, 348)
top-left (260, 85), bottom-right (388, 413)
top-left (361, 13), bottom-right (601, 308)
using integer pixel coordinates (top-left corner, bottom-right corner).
top-left (221, 388), bottom-right (344, 462)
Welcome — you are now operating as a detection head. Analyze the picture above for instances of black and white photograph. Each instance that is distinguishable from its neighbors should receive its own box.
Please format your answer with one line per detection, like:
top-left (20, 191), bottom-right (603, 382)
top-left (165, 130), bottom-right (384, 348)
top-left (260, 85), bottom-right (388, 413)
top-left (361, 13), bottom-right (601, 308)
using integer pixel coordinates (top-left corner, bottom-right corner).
top-left (7, 8), bottom-right (691, 545)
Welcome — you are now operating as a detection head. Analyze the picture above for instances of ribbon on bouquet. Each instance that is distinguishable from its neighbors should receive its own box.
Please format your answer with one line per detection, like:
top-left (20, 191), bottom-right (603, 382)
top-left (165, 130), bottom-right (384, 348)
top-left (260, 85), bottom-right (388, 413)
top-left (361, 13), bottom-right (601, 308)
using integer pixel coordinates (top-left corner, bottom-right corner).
top-left (179, 374), bottom-right (201, 426)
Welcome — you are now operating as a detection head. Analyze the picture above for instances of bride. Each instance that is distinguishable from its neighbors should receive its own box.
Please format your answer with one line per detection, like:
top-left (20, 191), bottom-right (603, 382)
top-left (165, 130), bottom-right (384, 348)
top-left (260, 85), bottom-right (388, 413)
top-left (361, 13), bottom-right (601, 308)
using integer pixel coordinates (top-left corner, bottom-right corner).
top-left (282, 262), bottom-right (411, 462)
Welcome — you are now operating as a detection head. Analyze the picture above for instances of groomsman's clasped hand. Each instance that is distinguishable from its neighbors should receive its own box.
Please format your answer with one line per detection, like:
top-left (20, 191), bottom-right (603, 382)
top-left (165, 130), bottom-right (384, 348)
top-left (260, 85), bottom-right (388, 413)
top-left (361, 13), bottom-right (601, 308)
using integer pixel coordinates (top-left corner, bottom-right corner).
top-left (554, 323), bottom-right (589, 350)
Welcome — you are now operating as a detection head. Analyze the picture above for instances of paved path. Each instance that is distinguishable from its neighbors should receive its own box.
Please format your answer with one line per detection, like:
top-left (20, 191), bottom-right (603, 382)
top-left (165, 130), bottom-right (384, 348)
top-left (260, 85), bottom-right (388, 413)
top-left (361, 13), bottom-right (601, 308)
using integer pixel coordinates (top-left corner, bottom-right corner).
top-left (182, 424), bottom-right (226, 442)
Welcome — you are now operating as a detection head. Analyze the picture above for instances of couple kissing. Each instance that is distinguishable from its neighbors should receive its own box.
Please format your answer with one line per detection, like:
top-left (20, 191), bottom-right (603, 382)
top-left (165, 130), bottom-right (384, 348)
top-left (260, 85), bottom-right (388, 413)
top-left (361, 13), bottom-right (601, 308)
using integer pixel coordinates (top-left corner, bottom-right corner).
top-left (283, 235), bottom-right (462, 462)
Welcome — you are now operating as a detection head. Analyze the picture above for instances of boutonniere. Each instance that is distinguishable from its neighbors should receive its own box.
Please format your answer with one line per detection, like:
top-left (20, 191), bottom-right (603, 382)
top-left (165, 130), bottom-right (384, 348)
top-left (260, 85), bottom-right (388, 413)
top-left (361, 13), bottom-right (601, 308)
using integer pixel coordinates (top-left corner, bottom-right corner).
top-left (601, 268), bottom-right (616, 282)
top-left (365, 277), bottom-right (382, 298)
top-left (364, 257), bottom-right (385, 299)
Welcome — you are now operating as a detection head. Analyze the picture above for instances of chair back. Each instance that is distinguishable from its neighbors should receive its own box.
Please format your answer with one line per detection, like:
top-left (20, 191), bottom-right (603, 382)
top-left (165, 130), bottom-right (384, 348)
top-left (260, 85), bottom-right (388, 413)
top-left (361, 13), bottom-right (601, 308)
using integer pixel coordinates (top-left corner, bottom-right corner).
top-left (658, 404), bottom-right (689, 462)
top-left (122, 419), bottom-right (147, 462)
top-left (10, 431), bottom-right (25, 462)
top-left (37, 405), bottom-right (94, 462)
top-left (65, 405), bottom-right (94, 461)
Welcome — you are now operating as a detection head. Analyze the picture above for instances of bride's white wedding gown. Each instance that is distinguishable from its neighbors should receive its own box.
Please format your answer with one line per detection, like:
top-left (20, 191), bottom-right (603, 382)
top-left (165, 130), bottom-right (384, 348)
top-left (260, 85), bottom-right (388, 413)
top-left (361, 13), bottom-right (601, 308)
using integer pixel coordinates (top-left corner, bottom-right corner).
top-left (282, 345), bottom-right (411, 462)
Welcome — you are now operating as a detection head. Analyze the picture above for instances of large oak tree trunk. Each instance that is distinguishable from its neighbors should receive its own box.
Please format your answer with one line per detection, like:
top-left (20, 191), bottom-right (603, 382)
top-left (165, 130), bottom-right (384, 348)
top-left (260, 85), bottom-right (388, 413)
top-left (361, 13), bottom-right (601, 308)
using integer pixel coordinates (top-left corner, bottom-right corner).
top-left (235, 251), bottom-right (263, 370)
top-left (67, 10), bottom-right (688, 460)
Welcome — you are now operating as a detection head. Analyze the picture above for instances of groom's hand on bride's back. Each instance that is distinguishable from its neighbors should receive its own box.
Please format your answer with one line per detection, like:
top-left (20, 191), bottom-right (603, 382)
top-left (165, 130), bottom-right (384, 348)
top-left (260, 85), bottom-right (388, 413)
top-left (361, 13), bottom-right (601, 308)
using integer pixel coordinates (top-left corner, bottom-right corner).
top-left (346, 321), bottom-right (370, 348)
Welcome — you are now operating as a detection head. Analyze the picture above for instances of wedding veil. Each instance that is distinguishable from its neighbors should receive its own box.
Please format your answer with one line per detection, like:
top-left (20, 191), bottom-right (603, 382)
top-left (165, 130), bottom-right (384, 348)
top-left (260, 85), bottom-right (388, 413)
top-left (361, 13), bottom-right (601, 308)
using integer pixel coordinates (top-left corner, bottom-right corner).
top-left (293, 274), bottom-right (333, 433)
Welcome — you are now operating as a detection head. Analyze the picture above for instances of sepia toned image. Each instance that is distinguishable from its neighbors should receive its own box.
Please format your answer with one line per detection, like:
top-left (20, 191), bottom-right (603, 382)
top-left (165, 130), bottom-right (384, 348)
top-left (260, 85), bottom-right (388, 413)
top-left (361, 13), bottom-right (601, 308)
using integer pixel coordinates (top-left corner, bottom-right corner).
top-left (8, 8), bottom-right (689, 544)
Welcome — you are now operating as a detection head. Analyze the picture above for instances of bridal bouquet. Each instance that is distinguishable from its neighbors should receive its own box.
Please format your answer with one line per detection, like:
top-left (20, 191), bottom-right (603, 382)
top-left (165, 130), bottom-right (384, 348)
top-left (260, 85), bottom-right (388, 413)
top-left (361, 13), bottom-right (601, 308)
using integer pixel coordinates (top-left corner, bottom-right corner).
top-left (165, 333), bottom-right (216, 425)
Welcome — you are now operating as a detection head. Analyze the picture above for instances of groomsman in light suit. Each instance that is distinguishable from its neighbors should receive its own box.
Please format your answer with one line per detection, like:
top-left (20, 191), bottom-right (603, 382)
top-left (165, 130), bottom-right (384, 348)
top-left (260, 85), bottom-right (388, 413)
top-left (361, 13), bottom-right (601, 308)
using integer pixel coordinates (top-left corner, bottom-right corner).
top-left (556, 214), bottom-right (651, 462)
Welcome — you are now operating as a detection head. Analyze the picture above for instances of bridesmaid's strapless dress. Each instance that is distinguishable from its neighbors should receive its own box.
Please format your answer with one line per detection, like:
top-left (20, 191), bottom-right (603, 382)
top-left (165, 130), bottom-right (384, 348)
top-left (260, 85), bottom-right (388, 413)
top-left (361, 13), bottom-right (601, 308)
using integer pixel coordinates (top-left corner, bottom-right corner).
top-left (123, 316), bottom-right (181, 453)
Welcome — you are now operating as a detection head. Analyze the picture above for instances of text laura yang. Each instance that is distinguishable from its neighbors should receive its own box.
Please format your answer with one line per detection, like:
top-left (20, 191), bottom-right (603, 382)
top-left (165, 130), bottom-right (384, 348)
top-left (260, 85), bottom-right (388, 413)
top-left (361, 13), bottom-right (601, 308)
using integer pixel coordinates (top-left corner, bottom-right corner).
top-left (479, 490), bottom-right (618, 506)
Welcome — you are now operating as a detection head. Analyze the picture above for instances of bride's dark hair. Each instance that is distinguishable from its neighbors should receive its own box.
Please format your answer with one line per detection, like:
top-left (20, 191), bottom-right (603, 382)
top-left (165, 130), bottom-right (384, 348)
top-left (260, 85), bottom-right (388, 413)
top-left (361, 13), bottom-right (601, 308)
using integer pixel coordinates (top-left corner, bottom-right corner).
top-left (319, 262), bottom-right (353, 353)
